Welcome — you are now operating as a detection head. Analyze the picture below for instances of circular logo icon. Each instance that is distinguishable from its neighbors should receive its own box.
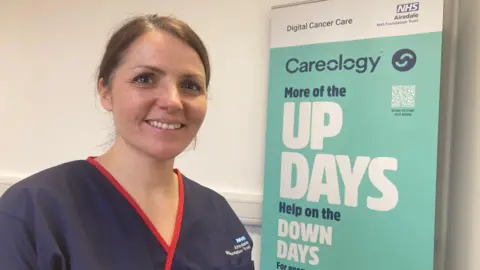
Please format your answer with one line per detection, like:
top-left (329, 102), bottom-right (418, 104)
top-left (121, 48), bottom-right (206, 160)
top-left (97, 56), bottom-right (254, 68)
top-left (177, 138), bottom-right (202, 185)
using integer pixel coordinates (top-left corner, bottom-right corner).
top-left (392, 49), bottom-right (417, 72)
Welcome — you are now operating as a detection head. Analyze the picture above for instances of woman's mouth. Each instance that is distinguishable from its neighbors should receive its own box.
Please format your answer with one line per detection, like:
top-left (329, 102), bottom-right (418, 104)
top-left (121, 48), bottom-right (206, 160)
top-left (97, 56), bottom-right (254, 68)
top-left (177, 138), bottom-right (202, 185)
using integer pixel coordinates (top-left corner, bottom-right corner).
top-left (145, 120), bottom-right (183, 130)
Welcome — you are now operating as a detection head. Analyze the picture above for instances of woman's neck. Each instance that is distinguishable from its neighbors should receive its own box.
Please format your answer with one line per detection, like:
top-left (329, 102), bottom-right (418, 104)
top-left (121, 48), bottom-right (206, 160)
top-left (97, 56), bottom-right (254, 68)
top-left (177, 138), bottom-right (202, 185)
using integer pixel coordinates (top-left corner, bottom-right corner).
top-left (96, 138), bottom-right (178, 199)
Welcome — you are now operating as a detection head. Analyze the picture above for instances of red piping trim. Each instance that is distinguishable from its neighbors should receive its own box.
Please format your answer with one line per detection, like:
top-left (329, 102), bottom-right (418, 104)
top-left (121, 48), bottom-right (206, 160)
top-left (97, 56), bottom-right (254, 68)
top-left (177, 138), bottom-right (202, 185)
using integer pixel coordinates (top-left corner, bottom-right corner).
top-left (86, 156), bottom-right (184, 270)
top-left (165, 169), bottom-right (184, 270)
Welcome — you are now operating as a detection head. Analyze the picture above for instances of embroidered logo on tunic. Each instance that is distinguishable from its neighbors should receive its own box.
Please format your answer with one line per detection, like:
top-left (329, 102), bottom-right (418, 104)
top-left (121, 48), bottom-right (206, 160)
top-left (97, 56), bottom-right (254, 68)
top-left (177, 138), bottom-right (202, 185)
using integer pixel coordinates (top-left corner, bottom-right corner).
top-left (225, 236), bottom-right (251, 256)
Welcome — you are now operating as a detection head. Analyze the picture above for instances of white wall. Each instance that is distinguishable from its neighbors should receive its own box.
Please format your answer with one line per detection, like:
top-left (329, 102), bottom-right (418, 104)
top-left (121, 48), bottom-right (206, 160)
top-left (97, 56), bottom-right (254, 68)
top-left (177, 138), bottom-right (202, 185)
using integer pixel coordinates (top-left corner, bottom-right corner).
top-left (0, 0), bottom-right (290, 195)
top-left (0, 0), bottom-right (479, 270)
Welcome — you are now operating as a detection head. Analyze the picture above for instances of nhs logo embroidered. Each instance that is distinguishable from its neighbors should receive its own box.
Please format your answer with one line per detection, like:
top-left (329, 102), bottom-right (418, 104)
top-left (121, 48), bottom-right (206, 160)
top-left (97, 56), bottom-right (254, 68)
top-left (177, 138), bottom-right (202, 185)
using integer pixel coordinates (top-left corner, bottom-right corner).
top-left (235, 236), bottom-right (247, 243)
top-left (225, 236), bottom-right (251, 256)
top-left (396, 2), bottom-right (420, 13)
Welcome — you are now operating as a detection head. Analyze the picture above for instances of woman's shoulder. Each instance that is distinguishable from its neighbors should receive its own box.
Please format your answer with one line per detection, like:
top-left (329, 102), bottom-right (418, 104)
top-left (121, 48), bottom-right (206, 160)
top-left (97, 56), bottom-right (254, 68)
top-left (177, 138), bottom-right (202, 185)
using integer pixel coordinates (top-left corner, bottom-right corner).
top-left (2, 159), bottom-right (92, 193)
top-left (180, 172), bottom-right (231, 206)
top-left (179, 172), bottom-right (247, 228)
top-left (0, 159), bottom-right (95, 218)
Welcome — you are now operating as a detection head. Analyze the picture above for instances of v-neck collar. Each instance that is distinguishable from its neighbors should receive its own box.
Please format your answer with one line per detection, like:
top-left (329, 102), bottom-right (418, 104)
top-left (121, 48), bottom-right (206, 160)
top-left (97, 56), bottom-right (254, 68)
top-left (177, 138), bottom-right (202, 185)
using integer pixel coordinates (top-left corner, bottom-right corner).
top-left (86, 156), bottom-right (184, 270)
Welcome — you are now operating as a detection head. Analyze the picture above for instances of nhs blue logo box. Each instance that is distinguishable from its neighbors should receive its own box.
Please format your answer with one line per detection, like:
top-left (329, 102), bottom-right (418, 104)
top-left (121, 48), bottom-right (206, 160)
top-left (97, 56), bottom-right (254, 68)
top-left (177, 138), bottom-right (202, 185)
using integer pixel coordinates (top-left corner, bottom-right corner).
top-left (397, 2), bottom-right (420, 13)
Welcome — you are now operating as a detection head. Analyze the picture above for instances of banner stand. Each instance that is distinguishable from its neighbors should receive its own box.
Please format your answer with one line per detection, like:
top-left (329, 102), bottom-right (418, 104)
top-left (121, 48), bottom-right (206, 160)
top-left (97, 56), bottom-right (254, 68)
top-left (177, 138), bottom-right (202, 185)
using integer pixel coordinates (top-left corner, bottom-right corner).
top-left (260, 0), bottom-right (458, 269)
top-left (433, 0), bottom-right (459, 269)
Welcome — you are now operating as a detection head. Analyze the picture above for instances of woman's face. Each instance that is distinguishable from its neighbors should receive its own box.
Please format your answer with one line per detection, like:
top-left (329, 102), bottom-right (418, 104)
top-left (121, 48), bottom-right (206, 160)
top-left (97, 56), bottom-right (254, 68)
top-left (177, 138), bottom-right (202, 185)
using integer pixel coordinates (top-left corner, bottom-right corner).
top-left (99, 30), bottom-right (207, 161)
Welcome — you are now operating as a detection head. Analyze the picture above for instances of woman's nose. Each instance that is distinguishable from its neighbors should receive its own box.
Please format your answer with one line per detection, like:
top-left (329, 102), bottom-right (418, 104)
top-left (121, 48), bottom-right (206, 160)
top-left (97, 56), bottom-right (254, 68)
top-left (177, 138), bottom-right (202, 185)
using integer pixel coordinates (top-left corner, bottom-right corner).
top-left (155, 83), bottom-right (183, 111)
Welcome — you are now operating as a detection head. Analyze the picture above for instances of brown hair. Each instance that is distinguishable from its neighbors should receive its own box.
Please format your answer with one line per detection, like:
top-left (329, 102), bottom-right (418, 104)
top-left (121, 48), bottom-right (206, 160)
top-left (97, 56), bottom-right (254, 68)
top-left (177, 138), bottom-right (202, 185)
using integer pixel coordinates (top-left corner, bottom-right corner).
top-left (97, 14), bottom-right (211, 89)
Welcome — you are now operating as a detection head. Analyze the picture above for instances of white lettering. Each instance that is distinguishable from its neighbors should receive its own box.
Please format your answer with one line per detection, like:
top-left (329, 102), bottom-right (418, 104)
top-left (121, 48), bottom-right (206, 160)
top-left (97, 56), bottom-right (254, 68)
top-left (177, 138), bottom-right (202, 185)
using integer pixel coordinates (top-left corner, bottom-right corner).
top-left (282, 101), bottom-right (343, 150)
top-left (367, 157), bottom-right (399, 211)
top-left (280, 101), bottom-right (399, 211)
top-left (276, 239), bottom-right (320, 265)
top-left (278, 219), bottom-right (332, 245)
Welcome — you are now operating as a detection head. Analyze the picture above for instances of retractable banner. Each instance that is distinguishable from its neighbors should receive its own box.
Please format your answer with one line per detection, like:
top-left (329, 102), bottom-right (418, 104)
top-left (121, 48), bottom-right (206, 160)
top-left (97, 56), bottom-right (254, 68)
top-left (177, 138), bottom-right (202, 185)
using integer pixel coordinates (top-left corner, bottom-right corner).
top-left (260, 0), bottom-right (444, 269)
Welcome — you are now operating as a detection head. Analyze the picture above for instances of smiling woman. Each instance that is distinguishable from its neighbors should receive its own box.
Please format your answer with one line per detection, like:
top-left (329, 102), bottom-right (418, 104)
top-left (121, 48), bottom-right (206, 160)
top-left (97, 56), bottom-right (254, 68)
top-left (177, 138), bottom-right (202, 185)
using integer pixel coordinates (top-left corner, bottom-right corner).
top-left (97, 16), bottom-right (209, 163)
top-left (0, 14), bottom-right (255, 270)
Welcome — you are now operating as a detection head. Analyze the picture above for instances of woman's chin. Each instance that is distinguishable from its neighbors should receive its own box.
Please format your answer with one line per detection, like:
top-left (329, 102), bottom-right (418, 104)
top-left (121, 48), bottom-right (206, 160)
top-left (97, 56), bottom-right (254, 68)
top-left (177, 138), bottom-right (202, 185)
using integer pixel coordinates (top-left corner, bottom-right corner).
top-left (123, 134), bottom-right (194, 162)
top-left (143, 143), bottom-right (190, 161)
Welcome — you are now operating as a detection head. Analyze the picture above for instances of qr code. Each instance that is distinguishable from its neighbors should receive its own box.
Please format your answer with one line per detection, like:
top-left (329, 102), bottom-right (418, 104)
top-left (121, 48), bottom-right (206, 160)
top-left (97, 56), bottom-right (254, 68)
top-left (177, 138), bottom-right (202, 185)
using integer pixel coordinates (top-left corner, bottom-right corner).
top-left (391, 85), bottom-right (416, 108)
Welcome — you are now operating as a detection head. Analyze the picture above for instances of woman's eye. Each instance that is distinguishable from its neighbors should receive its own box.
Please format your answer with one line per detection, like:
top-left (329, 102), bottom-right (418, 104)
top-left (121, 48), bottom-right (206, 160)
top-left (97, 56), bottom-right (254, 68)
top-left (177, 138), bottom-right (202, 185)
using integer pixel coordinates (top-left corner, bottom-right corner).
top-left (133, 73), bottom-right (154, 85)
top-left (181, 80), bottom-right (202, 92)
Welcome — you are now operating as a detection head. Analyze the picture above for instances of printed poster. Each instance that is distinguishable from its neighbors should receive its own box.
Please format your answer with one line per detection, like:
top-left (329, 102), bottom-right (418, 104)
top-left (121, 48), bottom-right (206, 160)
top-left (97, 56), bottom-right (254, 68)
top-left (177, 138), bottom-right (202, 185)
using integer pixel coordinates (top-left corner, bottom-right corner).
top-left (260, 0), bottom-right (444, 269)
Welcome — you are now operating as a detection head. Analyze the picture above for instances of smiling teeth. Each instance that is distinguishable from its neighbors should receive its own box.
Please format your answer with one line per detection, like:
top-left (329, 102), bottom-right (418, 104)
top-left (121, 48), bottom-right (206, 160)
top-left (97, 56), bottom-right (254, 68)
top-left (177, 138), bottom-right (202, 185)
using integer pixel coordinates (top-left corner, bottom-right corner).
top-left (147, 120), bottom-right (182, 130)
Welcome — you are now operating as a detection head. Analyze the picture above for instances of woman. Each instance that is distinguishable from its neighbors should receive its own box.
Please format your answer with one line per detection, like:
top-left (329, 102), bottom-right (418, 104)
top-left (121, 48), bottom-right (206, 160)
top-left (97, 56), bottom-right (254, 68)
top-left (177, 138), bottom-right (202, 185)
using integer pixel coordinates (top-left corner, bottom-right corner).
top-left (0, 14), bottom-right (254, 270)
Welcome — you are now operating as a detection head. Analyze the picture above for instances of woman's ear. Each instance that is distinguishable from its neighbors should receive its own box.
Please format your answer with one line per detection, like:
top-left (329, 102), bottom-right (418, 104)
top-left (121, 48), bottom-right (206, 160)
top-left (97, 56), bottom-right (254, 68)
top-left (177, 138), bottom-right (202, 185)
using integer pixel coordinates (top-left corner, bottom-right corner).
top-left (98, 78), bottom-right (113, 112)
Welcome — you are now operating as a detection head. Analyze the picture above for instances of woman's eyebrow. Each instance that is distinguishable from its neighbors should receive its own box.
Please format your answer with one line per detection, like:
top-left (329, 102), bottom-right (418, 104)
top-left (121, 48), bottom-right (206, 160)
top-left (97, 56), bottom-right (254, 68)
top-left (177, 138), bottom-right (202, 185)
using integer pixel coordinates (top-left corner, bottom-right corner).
top-left (132, 65), bottom-right (205, 82)
top-left (133, 65), bottom-right (165, 74)
top-left (183, 73), bottom-right (205, 82)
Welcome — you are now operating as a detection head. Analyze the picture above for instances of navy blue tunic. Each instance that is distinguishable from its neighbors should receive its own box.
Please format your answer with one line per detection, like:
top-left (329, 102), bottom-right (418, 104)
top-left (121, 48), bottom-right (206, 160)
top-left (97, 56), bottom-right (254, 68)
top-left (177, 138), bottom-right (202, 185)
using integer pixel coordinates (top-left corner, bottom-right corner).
top-left (0, 157), bottom-right (255, 270)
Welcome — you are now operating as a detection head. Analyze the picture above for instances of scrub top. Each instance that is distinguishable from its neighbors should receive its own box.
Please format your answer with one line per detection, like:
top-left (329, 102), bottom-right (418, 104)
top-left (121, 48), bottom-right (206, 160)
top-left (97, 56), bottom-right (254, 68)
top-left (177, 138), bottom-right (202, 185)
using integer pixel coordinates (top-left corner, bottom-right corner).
top-left (0, 157), bottom-right (255, 270)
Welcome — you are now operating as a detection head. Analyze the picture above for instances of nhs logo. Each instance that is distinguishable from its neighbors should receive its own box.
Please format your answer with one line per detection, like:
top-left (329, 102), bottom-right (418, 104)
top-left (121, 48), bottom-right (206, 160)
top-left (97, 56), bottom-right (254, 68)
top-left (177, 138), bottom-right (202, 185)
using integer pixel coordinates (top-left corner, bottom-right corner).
top-left (396, 2), bottom-right (420, 13)
top-left (235, 236), bottom-right (247, 243)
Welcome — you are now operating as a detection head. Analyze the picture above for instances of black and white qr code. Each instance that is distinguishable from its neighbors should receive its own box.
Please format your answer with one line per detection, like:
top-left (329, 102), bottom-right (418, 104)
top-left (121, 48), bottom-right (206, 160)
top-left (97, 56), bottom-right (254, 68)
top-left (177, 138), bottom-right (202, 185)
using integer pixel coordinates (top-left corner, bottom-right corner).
top-left (391, 85), bottom-right (416, 108)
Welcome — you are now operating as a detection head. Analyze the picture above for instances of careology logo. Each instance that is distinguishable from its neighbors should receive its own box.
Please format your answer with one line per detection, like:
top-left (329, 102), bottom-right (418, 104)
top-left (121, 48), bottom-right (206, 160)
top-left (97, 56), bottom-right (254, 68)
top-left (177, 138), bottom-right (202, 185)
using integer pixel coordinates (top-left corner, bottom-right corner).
top-left (392, 48), bottom-right (417, 72)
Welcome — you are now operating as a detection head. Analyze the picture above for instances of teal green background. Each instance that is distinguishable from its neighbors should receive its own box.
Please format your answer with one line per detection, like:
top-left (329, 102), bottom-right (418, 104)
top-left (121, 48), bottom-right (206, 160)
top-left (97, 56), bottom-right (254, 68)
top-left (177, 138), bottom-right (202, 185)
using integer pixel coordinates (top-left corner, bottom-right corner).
top-left (260, 32), bottom-right (443, 270)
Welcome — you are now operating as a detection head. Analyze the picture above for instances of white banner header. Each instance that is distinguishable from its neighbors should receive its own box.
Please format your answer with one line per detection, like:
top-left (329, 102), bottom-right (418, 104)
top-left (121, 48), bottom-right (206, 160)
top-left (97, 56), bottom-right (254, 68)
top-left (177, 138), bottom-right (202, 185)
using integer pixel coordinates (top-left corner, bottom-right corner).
top-left (270, 0), bottom-right (444, 48)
